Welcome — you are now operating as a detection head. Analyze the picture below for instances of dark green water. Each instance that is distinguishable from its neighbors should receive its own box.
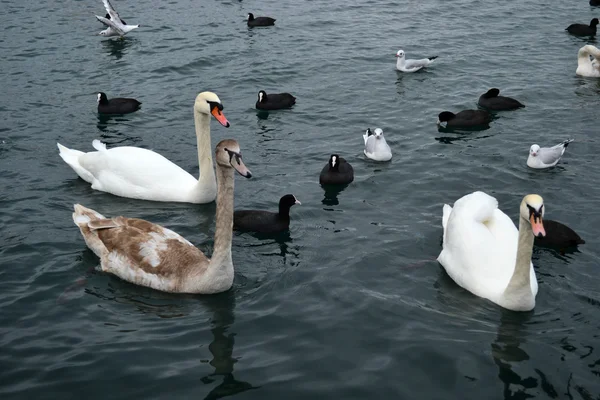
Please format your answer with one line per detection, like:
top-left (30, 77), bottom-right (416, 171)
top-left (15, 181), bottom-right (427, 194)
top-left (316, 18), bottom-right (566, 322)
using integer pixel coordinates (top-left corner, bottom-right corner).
top-left (1, 0), bottom-right (599, 398)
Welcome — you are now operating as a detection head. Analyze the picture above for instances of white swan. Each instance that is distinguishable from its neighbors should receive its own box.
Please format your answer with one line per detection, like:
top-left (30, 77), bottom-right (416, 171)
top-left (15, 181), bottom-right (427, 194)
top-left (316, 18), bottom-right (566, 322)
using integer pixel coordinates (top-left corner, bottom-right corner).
top-left (437, 191), bottom-right (546, 312)
top-left (576, 45), bottom-right (600, 77)
top-left (57, 91), bottom-right (230, 203)
top-left (363, 128), bottom-right (392, 161)
top-left (71, 139), bottom-right (252, 294)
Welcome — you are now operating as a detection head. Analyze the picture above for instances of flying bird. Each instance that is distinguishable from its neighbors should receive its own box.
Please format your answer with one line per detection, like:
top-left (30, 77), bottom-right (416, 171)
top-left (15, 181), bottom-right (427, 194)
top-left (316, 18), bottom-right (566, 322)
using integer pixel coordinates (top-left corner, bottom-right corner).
top-left (95, 0), bottom-right (140, 38)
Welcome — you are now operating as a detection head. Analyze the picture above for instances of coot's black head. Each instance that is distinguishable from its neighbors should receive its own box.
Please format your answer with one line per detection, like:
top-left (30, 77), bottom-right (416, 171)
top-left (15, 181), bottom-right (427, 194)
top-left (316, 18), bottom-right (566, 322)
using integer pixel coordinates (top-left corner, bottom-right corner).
top-left (247, 13), bottom-right (255, 21)
top-left (437, 111), bottom-right (456, 123)
top-left (591, 18), bottom-right (599, 27)
top-left (257, 90), bottom-right (268, 103)
top-left (483, 88), bottom-right (500, 98)
top-left (280, 194), bottom-right (301, 207)
top-left (97, 92), bottom-right (108, 104)
top-left (328, 154), bottom-right (340, 170)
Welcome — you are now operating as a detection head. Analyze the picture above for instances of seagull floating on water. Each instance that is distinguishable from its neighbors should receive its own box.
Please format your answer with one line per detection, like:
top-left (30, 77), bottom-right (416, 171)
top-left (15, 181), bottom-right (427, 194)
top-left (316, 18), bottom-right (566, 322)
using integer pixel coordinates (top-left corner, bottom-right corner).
top-left (395, 49), bottom-right (437, 73)
top-left (96, 0), bottom-right (140, 38)
top-left (363, 128), bottom-right (392, 161)
top-left (527, 139), bottom-right (574, 169)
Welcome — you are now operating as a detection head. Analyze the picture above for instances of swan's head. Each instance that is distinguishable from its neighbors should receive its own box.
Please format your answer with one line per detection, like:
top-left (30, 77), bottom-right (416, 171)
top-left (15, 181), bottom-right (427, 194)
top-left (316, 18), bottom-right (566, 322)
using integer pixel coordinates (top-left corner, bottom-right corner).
top-left (529, 144), bottom-right (540, 157)
top-left (247, 13), bottom-right (254, 21)
top-left (97, 92), bottom-right (108, 104)
top-left (395, 50), bottom-right (405, 59)
top-left (194, 92), bottom-right (230, 127)
top-left (520, 195), bottom-right (546, 237)
top-left (328, 154), bottom-right (340, 170)
top-left (215, 139), bottom-right (252, 178)
top-left (437, 111), bottom-right (455, 125)
top-left (257, 90), bottom-right (268, 103)
top-left (591, 18), bottom-right (599, 27)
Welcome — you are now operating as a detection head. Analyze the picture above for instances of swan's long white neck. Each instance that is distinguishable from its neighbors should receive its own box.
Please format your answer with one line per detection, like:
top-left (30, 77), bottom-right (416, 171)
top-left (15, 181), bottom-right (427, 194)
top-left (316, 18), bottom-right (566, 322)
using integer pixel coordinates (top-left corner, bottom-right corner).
top-left (194, 111), bottom-right (217, 194)
top-left (578, 48), bottom-right (592, 65)
top-left (503, 216), bottom-right (535, 309)
top-left (578, 46), bottom-right (600, 64)
top-left (396, 57), bottom-right (405, 69)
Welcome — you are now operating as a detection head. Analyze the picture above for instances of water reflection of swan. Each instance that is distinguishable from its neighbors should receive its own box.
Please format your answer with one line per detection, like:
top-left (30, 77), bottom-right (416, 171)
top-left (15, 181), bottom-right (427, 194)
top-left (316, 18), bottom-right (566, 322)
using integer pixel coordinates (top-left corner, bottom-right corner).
top-left (491, 311), bottom-right (560, 399)
top-left (199, 292), bottom-right (260, 400)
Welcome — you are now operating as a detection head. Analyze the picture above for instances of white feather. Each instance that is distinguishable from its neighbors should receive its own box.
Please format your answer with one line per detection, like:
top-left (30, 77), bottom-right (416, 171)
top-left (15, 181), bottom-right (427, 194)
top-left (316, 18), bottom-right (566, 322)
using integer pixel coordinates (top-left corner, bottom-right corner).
top-left (576, 45), bottom-right (600, 77)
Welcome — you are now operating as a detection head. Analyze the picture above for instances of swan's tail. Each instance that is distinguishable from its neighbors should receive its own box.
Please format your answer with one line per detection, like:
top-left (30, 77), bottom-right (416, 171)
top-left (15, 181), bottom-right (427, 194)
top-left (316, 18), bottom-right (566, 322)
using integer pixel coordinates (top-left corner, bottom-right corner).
top-left (441, 204), bottom-right (452, 244)
top-left (57, 142), bottom-right (84, 164)
top-left (72, 204), bottom-right (109, 259)
top-left (57, 143), bottom-right (95, 183)
top-left (428, 56), bottom-right (438, 62)
top-left (73, 204), bottom-right (105, 226)
top-left (92, 139), bottom-right (107, 151)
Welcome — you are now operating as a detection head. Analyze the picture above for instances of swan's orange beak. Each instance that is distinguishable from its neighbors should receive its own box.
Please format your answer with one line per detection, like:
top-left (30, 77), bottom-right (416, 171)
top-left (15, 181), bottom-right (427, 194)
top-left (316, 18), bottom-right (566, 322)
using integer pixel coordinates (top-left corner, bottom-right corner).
top-left (530, 214), bottom-right (546, 237)
top-left (211, 107), bottom-right (230, 127)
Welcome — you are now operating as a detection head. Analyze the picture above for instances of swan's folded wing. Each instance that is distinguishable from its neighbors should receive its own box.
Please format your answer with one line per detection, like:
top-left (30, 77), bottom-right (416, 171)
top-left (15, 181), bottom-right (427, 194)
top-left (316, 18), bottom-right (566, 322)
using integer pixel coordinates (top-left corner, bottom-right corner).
top-left (77, 146), bottom-right (198, 198)
top-left (441, 193), bottom-right (516, 288)
top-left (96, 15), bottom-right (125, 35)
top-left (96, 217), bottom-right (208, 291)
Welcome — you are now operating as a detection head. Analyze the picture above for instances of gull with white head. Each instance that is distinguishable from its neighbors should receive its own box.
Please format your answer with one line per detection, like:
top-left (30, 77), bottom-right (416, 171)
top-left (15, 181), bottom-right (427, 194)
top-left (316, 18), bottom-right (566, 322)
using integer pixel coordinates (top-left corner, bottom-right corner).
top-left (96, 0), bottom-right (140, 38)
top-left (395, 49), bottom-right (438, 73)
top-left (527, 139), bottom-right (574, 169)
top-left (363, 128), bottom-right (392, 161)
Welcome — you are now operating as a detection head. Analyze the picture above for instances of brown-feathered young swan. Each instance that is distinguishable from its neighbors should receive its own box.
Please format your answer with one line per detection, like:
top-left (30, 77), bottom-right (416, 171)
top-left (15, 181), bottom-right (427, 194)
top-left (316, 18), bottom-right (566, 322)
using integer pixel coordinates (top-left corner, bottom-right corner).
top-left (437, 192), bottom-right (546, 312)
top-left (57, 91), bottom-right (230, 204)
top-left (71, 139), bottom-right (252, 294)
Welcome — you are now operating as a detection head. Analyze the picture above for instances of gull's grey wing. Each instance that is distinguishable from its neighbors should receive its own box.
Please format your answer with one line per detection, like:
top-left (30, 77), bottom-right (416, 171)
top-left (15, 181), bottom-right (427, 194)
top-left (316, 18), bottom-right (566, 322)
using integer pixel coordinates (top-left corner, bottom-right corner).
top-left (102, 0), bottom-right (121, 22)
top-left (96, 15), bottom-right (125, 35)
top-left (365, 137), bottom-right (377, 153)
top-left (404, 59), bottom-right (429, 69)
top-left (538, 146), bottom-right (564, 165)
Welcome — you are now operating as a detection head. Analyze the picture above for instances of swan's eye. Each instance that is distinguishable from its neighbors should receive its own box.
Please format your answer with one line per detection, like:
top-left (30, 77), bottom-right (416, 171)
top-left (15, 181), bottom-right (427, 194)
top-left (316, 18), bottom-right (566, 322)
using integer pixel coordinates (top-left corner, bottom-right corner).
top-left (207, 101), bottom-right (223, 111)
top-left (224, 148), bottom-right (241, 164)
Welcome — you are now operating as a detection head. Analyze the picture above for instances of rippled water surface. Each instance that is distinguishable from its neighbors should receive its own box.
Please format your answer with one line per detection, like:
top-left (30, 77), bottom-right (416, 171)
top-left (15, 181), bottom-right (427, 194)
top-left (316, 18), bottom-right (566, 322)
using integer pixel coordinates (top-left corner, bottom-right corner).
top-left (1, 0), bottom-right (600, 398)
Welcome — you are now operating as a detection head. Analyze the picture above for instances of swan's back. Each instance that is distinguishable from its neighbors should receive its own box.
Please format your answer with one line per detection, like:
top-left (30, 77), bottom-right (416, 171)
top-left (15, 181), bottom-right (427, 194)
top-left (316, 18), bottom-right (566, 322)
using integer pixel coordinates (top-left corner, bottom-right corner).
top-left (79, 146), bottom-right (200, 201)
top-left (438, 192), bottom-right (527, 301)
